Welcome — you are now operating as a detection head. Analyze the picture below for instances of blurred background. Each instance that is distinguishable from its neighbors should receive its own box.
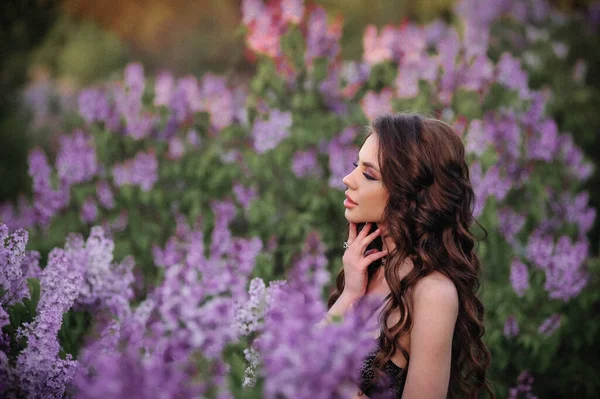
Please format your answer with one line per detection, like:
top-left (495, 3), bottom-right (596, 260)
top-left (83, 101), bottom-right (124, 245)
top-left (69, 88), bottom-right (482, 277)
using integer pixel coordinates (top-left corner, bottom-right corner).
top-left (2, 0), bottom-right (599, 251)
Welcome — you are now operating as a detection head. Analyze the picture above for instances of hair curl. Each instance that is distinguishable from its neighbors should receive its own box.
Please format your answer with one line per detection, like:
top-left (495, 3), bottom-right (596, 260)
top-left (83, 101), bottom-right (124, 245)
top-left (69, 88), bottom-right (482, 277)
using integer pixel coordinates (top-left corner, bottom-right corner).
top-left (328, 113), bottom-right (494, 398)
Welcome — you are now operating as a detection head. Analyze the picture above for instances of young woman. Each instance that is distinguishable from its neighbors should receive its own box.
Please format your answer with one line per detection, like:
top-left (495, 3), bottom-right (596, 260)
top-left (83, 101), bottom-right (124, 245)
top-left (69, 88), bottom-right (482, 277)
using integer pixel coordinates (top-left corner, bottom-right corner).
top-left (323, 114), bottom-right (494, 398)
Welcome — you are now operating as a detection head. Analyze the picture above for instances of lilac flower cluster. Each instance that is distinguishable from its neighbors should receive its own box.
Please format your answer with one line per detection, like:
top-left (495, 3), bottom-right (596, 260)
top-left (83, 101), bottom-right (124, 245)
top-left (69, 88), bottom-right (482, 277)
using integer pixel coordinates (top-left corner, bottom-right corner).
top-left (538, 313), bottom-right (561, 336)
top-left (65, 227), bottom-right (135, 320)
top-left (292, 149), bottom-right (321, 178)
top-left (76, 204), bottom-right (265, 397)
top-left (73, 299), bottom-right (212, 399)
top-left (548, 191), bottom-right (597, 237)
top-left (305, 6), bottom-right (342, 67)
top-left (233, 183), bottom-right (258, 211)
top-left (508, 370), bottom-right (538, 399)
top-left (112, 150), bottom-right (158, 192)
top-left (503, 315), bottom-right (519, 339)
top-left (252, 109), bottom-right (293, 153)
top-left (256, 287), bottom-right (382, 399)
top-left (509, 259), bottom-right (529, 297)
top-left (526, 230), bottom-right (589, 301)
top-left (95, 181), bottom-right (115, 210)
top-left (286, 232), bottom-right (331, 304)
top-left (0, 226), bottom-right (41, 308)
top-left (28, 149), bottom-right (71, 226)
top-left (497, 207), bottom-right (526, 247)
top-left (360, 89), bottom-right (393, 121)
top-left (9, 247), bottom-right (84, 398)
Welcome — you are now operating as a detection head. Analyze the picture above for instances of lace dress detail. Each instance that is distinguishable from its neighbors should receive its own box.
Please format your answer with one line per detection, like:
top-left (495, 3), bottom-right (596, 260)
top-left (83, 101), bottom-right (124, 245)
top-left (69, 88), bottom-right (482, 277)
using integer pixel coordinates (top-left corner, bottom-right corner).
top-left (358, 341), bottom-right (406, 398)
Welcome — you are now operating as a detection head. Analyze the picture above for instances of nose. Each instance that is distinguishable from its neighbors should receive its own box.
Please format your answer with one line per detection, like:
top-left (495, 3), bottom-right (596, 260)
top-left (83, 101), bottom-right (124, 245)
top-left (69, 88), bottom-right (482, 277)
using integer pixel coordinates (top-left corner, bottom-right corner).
top-left (342, 169), bottom-right (357, 189)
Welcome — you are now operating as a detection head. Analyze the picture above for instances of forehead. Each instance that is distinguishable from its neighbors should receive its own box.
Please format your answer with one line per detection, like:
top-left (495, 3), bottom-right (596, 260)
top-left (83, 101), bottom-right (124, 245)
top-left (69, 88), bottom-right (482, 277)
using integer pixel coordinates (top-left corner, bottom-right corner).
top-left (359, 134), bottom-right (380, 164)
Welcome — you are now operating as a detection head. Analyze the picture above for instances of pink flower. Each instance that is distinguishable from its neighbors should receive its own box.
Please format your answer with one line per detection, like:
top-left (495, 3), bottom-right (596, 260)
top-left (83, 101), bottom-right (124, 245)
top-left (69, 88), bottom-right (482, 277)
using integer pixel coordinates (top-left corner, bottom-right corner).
top-left (360, 89), bottom-right (393, 121)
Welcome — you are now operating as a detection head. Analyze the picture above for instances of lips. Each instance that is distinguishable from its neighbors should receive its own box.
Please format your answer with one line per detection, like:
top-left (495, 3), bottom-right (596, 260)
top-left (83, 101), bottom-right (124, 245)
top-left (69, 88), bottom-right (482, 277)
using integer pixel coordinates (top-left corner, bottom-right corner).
top-left (345, 193), bottom-right (358, 205)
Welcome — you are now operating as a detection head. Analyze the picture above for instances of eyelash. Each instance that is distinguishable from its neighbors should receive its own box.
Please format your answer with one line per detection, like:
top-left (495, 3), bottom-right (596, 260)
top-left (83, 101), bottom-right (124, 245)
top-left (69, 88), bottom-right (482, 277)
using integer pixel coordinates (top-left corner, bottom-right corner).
top-left (352, 161), bottom-right (377, 181)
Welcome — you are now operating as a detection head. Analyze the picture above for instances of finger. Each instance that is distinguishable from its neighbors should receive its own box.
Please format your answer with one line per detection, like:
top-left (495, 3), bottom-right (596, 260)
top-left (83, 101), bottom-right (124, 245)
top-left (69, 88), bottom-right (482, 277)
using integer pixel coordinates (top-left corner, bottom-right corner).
top-left (364, 248), bottom-right (378, 256)
top-left (348, 222), bottom-right (357, 244)
top-left (363, 250), bottom-right (388, 264)
top-left (357, 222), bottom-right (372, 239)
top-left (361, 228), bottom-right (381, 248)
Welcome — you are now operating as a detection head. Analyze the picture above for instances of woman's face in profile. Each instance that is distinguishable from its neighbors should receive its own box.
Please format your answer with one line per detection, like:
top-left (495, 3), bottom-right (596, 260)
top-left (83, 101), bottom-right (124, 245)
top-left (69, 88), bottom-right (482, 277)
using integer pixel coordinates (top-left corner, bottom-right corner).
top-left (342, 134), bottom-right (389, 225)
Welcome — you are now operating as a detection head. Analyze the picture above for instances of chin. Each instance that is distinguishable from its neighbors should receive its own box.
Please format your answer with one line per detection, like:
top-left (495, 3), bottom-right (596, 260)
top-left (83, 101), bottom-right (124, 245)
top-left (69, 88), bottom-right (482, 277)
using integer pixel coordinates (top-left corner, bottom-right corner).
top-left (344, 210), bottom-right (365, 223)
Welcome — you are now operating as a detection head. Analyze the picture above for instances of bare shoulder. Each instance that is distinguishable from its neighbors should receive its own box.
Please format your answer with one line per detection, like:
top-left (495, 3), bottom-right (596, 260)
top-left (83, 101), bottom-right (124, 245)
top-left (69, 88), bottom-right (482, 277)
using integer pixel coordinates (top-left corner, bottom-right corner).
top-left (412, 272), bottom-right (459, 316)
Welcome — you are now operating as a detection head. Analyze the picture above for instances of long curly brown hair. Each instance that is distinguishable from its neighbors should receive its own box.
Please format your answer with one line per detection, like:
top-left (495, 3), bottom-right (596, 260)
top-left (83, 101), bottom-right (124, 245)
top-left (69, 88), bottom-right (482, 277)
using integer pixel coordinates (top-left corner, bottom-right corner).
top-left (327, 113), bottom-right (494, 398)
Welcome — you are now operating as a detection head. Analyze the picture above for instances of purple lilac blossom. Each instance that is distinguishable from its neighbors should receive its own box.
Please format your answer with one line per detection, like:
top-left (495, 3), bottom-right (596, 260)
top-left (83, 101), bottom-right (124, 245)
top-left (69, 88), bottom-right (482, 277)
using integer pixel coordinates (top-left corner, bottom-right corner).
top-left (200, 74), bottom-right (235, 131)
top-left (0, 196), bottom-right (37, 231)
top-left (292, 149), bottom-right (321, 178)
top-left (14, 247), bottom-right (84, 398)
top-left (153, 70), bottom-right (175, 107)
top-left (28, 149), bottom-right (70, 226)
top-left (4, 251), bottom-right (42, 306)
top-left (508, 371), bottom-right (538, 399)
top-left (497, 207), bottom-right (526, 246)
top-left (80, 197), bottom-right (98, 223)
top-left (360, 89), bottom-right (393, 121)
top-left (543, 236), bottom-right (589, 301)
top-left (210, 201), bottom-right (237, 258)
top-left (167, 136), bottom-right (185, 160)
top-left (526, 229), bottom-right (555, 270)
top-left (464, 119), bottom-right (492, 156)
top-left (503, 315), bottom-right (519, 338)
top-left (538, 314), bottom-right (561, 336)
top-left (486, 110), bottom-right (522, 166)
top-left (73, 302), bottom-right (210, 399)
top-left (319, 67), bottom-right (348, 115)
top-left (558, 192), bottom-right (596, 235)
top-left (462, 54), bottom-right (494, 91)
top-left (470, 163), bottom-right (513, 217)
top-left (96, 181), bottom-right (115, 210)
top-left (124, 62), bottom-right (145, 98)
top-left (233, 183), bottom-right (258, 210)
top-left (147, 209), bottom-right (262, 369)
top-left (169, 76), bottom-right (196, 123)
top-left (187, 129), bottom-right (201, 148)
top-left (78, 88), bottom-right (110, 124)
top-left (527, 118), bottom-right (559, 162)
top-left (257, 285), bottom-right (382, 399)
top-left (436, 28), bottom-right (460, 105)
top-left (286, 232), bottom-right (330, 304)
top-left (496, 52), bottom-right (531, 99)
top-left (66, 227), bottom-right (135, 319)
top-left (112, 150), bottom-right (159, 192)
top-left (56, 130), bottom-right (98, 185)
top-left (0, 227), bottom-right (33, 307)
top-left (305, 6), bottom-right (342, 67)
top-left (558, 134), bottom-right (594, 180)
top-left (509, 259), bottom-right (529, 297)
top-left (252, 109), bottom-right (293, 153)
top-left (125, 113), bottom-right (156, 140)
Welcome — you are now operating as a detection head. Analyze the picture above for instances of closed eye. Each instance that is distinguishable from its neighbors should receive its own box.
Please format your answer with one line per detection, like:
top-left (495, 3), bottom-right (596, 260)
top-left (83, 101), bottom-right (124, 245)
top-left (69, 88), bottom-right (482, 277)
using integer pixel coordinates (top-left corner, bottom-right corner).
top-left (353, 161), bottom-right (377, 181)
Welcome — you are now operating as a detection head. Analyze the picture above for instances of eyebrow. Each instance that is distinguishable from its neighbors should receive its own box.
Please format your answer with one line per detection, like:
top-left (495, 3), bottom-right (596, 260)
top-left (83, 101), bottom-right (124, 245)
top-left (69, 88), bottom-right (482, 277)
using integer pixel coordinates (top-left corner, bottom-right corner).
top-left (358, 158), bottom-right (381, 174)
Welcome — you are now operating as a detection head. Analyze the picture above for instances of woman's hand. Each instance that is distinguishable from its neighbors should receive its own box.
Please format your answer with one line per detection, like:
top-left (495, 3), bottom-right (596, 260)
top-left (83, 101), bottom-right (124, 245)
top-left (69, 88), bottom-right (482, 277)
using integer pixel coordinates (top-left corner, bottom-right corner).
top-left (342, 222), bottom-right (388, 300)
